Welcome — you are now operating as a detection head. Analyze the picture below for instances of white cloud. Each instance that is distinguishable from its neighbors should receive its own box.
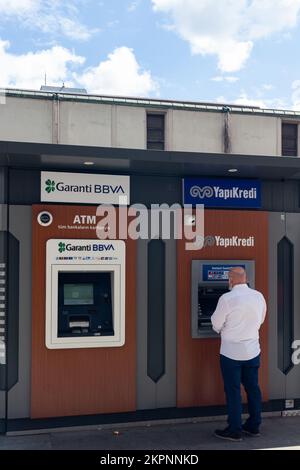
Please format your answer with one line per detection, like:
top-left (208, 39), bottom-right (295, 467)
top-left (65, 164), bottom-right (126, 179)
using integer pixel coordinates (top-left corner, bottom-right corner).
top-left (235, 94), bottom-right (288, 109)
top-left (0, 0), bottom-right (40, 16)
top-left (0, 41), bottom-right (158, 97)
top-left (215, 94), bottom-right (265, 107)
top-left (152, 0), bottom-right (300, 72)
top-left (233, 93), bottom-right (266, 108)
top-left (211, 76), bottom-right (239, 83)
top-left (0, 39), bottom-right (84, 90)
top-left (74, 46), bottom-right (159, 96)
top-left (215, 95), bottom-right (227, 104)
top-left (58, 17), bottom-right (97, 41)
top-left (262, 84), bottom-right (274, 91)
top-left (0, 0), bottom-right (97, 41)
top-left (215, 92), bottom-right (287, 110)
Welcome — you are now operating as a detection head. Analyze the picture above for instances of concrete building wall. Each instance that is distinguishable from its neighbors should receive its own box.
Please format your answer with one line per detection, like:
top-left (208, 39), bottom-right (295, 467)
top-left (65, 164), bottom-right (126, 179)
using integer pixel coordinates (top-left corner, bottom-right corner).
top-left (0, 94), bottom-right (297, 156)
top-left (114, 105), bottom-right (146, 149)
top-left (230, 114), bottom-right (280, 156)
top-left (170, 109), bottom-right (224, 153)
top-left (59, 101), bottom-right (112, 147)
top-left (0, 97), bottom-right (52, 144)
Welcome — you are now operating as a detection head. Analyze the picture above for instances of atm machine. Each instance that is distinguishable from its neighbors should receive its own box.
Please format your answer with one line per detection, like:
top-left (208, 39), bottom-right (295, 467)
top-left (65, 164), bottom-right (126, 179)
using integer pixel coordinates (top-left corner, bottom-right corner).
top-left (191, 260), bottom-right (255, 338)
top-left (45, 238), bottom-right (126, 349)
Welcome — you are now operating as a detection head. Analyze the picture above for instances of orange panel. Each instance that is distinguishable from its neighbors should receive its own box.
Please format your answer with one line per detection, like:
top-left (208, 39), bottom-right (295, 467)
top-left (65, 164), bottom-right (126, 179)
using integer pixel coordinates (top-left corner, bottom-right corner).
top-left (177, 210), bottom-right (269, 407)
top-left (31, 205), bottom-right (136, 418)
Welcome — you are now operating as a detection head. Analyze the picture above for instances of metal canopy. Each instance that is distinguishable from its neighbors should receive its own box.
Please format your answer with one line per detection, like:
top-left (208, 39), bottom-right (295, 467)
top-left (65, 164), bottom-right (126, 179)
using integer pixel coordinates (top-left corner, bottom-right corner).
top-left (1, 140), bottom-right (300, 180)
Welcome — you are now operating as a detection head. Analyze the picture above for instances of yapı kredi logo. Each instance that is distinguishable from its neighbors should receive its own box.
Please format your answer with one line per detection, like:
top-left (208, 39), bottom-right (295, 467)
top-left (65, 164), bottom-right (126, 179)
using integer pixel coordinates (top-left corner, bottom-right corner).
top-left (184, 178), bottom-right (261, 208)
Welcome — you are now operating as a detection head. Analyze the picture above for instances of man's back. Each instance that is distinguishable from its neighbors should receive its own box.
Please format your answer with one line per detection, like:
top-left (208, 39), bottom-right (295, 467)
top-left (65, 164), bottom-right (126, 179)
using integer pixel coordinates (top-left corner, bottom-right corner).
top-left (211, 284), bottom-right (266, 360)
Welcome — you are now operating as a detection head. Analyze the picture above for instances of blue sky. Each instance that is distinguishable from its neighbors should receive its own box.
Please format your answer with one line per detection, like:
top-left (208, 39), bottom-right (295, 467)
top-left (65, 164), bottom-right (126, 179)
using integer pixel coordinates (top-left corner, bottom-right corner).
top-left (1, 0), bottom-right (300, 110)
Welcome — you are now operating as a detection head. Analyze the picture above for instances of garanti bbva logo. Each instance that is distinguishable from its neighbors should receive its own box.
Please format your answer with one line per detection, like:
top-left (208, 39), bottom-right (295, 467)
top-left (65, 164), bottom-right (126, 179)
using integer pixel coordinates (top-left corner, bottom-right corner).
top-left (57, 242), bottom-right (115, 252)
top-left (45, 179), bottom-right (124, 195)
top-left (45, 179), bottom-right (56, 193)
top-left (58, 242), bottom-right (65, 253)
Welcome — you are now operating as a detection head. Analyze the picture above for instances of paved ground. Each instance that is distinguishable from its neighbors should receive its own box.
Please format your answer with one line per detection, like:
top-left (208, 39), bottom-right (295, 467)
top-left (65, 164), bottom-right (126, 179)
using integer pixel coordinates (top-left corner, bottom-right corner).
top-left (1, 416), bottom-right (300, 450)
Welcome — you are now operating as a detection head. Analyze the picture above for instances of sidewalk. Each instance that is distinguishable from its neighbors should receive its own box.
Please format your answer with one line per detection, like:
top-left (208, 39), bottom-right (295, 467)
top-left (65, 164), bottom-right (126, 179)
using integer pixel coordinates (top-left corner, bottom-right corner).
top-left (0, 416), bottom-right (300, 450)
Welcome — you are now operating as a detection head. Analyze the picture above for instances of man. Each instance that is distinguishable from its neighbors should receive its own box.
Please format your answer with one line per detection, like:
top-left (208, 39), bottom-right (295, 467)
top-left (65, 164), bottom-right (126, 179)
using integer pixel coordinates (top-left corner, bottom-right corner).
top-left (211, 267), bottom-right (266, 442)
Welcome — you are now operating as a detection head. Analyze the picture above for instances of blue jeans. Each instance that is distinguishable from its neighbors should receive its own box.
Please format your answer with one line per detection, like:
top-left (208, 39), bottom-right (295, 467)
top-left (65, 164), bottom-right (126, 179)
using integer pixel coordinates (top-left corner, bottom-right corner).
top-left (220, 354), bottom-right (262, 433)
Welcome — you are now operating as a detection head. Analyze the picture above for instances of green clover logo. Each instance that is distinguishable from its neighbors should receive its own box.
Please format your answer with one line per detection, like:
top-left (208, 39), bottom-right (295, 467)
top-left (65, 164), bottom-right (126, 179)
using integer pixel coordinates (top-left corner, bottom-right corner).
top-left (45, 179), bottom-right (56, 193)
top-left (58, 242), bottom-right (66, 253)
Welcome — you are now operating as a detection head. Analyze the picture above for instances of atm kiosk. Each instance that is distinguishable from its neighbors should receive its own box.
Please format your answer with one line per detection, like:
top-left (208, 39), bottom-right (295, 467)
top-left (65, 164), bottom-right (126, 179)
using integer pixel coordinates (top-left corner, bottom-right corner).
top-left (191, 260), bottom-right (255, 338)
top-left (45, 238), bottom-right (125, 349)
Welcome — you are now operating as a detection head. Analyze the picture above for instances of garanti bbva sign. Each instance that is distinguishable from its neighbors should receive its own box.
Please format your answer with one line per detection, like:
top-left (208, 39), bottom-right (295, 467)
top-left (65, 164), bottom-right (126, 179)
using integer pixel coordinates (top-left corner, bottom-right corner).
top-left (183, 177), bottom-right (261, 208)
top-left (41, 171), bottom-right (130, 205)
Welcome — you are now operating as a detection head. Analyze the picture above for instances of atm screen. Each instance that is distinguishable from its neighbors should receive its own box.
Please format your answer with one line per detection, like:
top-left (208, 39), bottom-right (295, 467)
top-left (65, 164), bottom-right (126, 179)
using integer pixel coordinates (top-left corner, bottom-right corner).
top-left (57, 271), bottom-right (114, 338)
top-left (64, 284), bottom-right (94, 306)
top-left (203, 264), bottom-right (245, 282)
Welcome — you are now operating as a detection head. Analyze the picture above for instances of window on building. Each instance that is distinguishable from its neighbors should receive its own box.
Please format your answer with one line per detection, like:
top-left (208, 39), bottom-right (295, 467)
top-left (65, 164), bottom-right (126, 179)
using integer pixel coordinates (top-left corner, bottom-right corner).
top-left (282, 123), bottom-right (298, 156)
top-left (147, 114), bottom-right (165, 150)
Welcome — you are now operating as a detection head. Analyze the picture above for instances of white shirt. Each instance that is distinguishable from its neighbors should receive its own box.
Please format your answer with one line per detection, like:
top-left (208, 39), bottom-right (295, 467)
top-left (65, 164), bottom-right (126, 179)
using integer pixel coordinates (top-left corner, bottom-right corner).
top-left (211, 284), bottom-right (266, 361)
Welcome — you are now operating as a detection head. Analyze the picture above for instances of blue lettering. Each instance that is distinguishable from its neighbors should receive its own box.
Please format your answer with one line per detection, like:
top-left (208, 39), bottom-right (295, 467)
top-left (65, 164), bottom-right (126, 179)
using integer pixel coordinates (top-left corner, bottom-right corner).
top-left (93, 184), bottom-right (125, 194)
top-left (92, 244), bottom-right (114, 251)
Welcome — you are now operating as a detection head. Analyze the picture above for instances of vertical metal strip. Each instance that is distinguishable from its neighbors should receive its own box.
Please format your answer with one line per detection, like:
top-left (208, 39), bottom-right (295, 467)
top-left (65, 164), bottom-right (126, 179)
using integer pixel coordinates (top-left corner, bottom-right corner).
top-left (277, 236), bottom-right (294, 375)
top-left (147, 239), bottom-right (166, 383)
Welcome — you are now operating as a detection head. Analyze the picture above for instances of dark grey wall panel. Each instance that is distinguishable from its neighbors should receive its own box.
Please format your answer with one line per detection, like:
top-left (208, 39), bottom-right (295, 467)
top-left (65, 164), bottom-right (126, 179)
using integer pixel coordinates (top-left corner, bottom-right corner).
top-left (137, 230), bottom-right (177, 410)
top-left (0, 168), bottom-right (7, 204)
top-left (7, 234), bottom-right (19, 390)
top-left (0, 213), bottom-right (6, 421)
top-left (285, 213), bottom-right (300, 399)
top-left (268, 212), bottom-right (286, 399)
top-left (147, 240), bottom-right (165, 383)
top-left (269, 212), bottom-right (300, 401)
top-left (8, 169), bottom-right (40, 205)
top-left (262, 180), bottom-right (300, 212)
top-left (131, 175), bottom-right (181, 206)
top-left (277, 237), bottom-right (294, 375)
top-left (0, 234), bottom-right (7, 391)
top-left (0, 206), bottom-right (7, 232)
top-left (7, 206), bottom-right (32, 419)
